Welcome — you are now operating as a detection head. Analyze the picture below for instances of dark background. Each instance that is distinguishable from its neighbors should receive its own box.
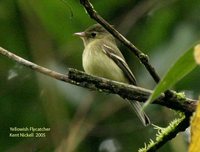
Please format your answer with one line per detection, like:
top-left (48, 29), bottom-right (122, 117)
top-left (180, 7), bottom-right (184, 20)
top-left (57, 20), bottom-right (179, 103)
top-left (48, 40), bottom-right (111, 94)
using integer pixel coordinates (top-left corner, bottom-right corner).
top-left (0, 0), bottom-right (200, 151)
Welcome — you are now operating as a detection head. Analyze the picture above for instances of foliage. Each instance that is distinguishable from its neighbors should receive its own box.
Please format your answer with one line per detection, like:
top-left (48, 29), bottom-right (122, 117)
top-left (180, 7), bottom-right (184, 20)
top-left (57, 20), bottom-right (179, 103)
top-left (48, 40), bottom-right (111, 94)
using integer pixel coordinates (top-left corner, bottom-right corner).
top-left (144, 43), bottom-right (198, 109)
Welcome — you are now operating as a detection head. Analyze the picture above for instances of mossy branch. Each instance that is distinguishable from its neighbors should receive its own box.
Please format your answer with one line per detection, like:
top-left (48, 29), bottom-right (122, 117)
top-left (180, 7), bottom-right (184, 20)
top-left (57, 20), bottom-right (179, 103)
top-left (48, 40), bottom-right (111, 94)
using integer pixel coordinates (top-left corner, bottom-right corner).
top-left (0, 47), bottom-right (197, 113)
top-left (139, 113), bottom-right (190, 152)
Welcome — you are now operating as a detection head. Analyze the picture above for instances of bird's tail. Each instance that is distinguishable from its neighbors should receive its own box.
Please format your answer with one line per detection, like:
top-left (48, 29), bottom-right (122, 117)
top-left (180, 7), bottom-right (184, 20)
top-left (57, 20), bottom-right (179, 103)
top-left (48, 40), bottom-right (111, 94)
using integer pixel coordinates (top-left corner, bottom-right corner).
top-left (127, 100), bottom-right (150, 126)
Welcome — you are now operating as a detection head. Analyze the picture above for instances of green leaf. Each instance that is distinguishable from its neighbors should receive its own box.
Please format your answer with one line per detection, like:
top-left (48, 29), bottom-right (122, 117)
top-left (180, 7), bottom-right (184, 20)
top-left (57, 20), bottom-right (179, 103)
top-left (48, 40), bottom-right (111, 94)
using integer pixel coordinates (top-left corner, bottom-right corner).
top-left (143, 43), bottom-right (199, 109)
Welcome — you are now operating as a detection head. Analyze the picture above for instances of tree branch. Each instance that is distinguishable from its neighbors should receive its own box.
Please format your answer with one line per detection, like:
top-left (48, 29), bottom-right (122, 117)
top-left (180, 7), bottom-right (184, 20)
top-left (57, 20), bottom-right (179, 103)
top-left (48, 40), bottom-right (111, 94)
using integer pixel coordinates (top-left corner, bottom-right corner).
top-left (80, 0), bottom-right (160, 83)
top-left (68, 68), bottom-right (196, 113)
top-left (0, 47), bottom-right (197, 113)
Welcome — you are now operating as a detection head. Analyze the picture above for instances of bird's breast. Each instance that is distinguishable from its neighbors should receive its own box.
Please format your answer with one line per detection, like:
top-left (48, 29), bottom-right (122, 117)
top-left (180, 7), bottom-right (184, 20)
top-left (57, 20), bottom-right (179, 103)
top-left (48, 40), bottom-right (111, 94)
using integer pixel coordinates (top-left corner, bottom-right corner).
top-left (82, 43), bottom-right (129, 83)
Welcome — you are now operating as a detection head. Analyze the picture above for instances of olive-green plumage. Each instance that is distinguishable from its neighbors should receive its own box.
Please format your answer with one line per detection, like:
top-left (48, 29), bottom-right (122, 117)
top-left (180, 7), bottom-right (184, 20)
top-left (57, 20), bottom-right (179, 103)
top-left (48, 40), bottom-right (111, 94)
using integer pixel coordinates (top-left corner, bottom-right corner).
top-left (74, 24), bottom-right (150, 126)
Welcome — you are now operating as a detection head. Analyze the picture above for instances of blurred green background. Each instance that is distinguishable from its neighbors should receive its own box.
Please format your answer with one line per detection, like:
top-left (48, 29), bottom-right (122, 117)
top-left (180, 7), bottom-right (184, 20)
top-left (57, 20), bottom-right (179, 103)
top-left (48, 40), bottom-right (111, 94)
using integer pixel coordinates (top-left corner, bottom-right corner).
top-left (0, 0), bottom-right (200, 152)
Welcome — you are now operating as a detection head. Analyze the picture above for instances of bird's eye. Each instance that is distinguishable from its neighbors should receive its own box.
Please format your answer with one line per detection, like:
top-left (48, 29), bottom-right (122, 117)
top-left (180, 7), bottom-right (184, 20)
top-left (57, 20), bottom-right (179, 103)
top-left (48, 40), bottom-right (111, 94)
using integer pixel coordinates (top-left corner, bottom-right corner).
top-left (91, 32), bottom-right (97, 38)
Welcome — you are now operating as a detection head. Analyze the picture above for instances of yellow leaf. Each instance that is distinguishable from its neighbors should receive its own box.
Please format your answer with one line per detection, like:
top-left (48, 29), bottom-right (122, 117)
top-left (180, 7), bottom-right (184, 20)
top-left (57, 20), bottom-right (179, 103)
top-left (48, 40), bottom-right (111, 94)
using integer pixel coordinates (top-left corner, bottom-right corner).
top-left (189, 98), bottom-right (200, 152)
top-left (194, 44), bottom-right (200, 65)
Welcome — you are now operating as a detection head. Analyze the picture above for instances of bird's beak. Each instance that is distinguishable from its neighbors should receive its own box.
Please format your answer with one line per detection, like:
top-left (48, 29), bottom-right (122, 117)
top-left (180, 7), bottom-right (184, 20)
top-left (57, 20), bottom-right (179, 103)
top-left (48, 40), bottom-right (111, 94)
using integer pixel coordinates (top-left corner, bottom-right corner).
top-left (73, 32), bottom-right (86, 37)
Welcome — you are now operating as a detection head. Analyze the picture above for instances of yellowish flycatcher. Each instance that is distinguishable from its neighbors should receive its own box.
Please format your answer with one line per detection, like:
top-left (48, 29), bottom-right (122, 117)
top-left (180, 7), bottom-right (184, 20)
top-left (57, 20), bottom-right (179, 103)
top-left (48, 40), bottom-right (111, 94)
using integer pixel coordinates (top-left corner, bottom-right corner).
top-left (74, 24), bottom-right (150, 126)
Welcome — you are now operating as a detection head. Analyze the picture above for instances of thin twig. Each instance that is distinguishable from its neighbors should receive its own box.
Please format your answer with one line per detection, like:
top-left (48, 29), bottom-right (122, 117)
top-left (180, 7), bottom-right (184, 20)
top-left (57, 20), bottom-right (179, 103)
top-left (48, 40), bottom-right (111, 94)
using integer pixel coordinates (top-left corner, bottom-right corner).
top-left (80, 0), bottom-right (160, 83)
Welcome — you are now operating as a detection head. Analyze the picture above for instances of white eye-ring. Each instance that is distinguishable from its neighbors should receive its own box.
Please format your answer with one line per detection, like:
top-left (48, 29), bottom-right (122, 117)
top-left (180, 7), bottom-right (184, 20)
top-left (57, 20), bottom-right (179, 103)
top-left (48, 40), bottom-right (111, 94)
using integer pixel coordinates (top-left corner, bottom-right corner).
top-left (91, 32), bottom-right (97, 37)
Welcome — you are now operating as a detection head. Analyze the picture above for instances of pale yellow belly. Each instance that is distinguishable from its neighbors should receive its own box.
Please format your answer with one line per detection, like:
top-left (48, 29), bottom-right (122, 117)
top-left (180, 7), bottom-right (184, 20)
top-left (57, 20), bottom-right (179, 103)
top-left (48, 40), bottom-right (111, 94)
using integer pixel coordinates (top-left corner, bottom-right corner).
top-left (82, 46), bottom-right (129, 84)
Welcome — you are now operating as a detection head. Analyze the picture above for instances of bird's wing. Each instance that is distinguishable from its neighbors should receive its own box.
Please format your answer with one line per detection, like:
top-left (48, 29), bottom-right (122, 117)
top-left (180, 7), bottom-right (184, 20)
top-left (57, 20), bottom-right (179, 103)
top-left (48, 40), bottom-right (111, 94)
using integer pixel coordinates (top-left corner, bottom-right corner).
top-left (103, 44), bottom-right (150, 126)
top-left (102, 44), bottom-right (137, 85)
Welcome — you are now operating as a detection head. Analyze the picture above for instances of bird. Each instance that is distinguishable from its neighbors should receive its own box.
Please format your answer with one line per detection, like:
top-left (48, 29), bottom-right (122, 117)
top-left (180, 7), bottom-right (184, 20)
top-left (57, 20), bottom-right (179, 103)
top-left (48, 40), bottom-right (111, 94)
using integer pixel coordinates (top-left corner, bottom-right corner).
top-left (74, 24), bottom-right (150, 126)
